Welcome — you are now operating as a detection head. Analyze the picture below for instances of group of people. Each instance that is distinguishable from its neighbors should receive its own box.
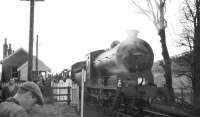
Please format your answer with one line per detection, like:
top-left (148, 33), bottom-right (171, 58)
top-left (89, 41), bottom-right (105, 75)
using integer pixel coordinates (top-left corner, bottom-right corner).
top-left (0, 78), bottom-right (44, 117)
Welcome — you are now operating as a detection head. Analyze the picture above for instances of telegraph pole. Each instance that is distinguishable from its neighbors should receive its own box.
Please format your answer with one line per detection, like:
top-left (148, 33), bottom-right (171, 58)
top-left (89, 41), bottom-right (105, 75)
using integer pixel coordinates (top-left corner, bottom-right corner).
top-left (21, 0), bottom-right (44, 81)
top-left (36, 35), bottom-right (39, 78)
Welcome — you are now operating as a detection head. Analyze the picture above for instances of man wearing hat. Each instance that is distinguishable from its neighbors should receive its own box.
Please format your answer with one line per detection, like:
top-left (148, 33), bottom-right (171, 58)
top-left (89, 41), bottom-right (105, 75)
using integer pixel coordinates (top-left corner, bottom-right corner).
top-left (0, 81), bottom-right (44, 117)
top-left (2, 78), bottom-right (18, 101)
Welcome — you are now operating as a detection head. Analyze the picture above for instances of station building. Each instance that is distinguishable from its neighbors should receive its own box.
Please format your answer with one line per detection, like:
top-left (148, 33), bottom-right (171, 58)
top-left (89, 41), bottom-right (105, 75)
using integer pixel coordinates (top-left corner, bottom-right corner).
top-left (0, 38), bottom-right (51, 82)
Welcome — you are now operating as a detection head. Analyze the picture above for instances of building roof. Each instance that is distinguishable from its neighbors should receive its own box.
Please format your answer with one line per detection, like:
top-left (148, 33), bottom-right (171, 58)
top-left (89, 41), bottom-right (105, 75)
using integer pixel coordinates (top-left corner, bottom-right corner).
top-left (18, 56), bottom-right (51, 72)
top-left (0, 48), bottom-right (28, 64)
top-left (0, 47), bottom-right (50, 72)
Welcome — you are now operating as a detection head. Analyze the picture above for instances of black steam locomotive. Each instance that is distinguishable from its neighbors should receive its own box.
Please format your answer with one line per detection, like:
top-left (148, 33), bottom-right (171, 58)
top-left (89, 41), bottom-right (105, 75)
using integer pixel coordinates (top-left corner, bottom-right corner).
top-left (70, 30), bottom-right (189, 117)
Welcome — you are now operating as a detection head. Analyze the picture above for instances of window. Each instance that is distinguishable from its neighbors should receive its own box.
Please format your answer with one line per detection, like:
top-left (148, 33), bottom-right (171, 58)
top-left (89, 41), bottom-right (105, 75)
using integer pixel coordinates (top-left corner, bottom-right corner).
top-left (12, 66), bottom-right (19, 80)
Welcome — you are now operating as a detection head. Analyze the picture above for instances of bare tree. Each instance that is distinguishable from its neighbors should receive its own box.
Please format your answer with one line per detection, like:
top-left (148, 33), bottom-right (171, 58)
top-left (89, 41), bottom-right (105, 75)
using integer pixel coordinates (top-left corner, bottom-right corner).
top-left (178, 0), bottom-right (194, 53)
top-left (174, 0), bottom-right (194, 90)
top-left (179, 0), bottom-right (200, 108)
top-left (131, 0), bottom-right (173, 101)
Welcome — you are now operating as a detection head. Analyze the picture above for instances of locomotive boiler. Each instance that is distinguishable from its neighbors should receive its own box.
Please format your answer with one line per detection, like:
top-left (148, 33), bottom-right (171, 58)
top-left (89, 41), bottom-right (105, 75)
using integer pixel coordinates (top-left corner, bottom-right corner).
top-left (93, 30), bottom-right (154, 84)
top-left (70, 30), bottom-right (189, 117)
top-left (72, 30), bottom-right (154, 85)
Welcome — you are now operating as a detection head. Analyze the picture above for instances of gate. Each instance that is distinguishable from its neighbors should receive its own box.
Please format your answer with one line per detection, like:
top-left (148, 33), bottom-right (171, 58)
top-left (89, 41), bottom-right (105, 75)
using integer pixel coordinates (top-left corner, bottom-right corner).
top-left (51, 80), bottom-right (71, 103)
top-left (71, 82), bottom-right (80, 111)
top-left (51, 79), bottom-right (79, 109)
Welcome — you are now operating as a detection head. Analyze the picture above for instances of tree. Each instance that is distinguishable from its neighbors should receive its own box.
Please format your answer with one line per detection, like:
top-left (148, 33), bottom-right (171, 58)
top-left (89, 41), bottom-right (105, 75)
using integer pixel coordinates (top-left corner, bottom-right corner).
top-left (131, 0), bottom-right (173, 101)
top-left (179, 0), bottom-right (200, 108)
top-left (172, 52), bottom-right (192, 89)
top-left (175, 3), bottom-right (193, 89)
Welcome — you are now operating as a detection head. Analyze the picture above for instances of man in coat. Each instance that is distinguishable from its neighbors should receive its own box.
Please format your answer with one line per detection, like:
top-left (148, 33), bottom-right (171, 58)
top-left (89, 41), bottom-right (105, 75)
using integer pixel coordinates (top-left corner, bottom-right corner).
top-left (0, 81), bottom-right (44, 117)
top-left (1, 78), bottom-right (18, 101)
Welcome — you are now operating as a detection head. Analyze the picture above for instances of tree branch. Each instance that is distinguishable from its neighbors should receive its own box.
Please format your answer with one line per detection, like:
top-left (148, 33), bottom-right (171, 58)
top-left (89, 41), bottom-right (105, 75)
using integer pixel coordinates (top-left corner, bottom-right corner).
top-left (185, 0), bottom-right (196, 26)
top-left (131, 0), bottom-right (156, 27)
top-left (176, 72), bottom-right (192, 79)
top-left (183, 8), bottom-right (195, 22)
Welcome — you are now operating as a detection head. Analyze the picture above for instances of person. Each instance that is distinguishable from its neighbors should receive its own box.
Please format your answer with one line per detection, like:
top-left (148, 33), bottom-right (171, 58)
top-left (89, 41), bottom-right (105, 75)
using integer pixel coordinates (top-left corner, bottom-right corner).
top-left (36, 76), bottom-right (44, 94)
top-left (0, 81), bottom-right (44, 117)
top-left (1, 78), bottom-right (18, 101)
top-left (0, 85), bottom-right (2, 102)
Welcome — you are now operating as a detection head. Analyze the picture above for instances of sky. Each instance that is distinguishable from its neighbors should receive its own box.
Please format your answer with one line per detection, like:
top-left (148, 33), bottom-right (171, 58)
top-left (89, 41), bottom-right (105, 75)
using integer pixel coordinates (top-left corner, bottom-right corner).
top-left (0, 0), bottom-right (184, 74)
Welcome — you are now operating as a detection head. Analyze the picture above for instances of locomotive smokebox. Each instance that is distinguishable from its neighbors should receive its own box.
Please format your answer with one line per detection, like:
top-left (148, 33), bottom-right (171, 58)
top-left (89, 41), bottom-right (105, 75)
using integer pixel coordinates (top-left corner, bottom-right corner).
top-left (94, 30), bottom-right (154, 75)
top-left (117, 30), bottom-right (154, 73)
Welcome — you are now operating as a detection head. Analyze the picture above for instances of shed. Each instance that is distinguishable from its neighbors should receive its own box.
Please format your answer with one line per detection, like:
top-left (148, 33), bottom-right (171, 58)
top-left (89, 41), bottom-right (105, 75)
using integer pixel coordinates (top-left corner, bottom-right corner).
top-left (18, 57), bottom-right (51, 81)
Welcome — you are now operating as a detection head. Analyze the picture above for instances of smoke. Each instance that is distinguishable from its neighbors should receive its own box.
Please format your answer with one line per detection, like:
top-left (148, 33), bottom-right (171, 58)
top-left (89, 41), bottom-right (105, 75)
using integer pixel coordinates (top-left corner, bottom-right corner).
top-left (126, 29), bottom-right (139, 40)
top-left (119, 29), bottom-right (140, 55)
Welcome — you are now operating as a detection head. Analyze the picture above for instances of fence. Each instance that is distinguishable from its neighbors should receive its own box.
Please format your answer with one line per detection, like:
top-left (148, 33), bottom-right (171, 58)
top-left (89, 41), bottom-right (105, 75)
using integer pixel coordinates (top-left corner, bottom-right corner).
top-left (70, 82), bottom-right (80, 108)
top-left (174, 88), bottom-right (193, 107)
top-left (51, 79), bottom-right (79, 110)
top-left (0, 81), bottom-right (24, 88)
top-left (51, 81), bottom-right (71, 103)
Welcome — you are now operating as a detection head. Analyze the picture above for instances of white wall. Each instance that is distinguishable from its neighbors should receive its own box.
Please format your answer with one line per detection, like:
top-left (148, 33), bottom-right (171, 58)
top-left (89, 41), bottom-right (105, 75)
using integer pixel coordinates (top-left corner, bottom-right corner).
top-left (19, 67), bottom-right (28, 81)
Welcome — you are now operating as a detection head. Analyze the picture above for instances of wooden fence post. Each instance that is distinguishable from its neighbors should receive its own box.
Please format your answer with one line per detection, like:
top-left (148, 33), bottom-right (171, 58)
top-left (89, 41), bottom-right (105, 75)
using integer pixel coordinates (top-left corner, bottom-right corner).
top-left (181, 88), bottom-right (183, 106)
top-left (67, 86), bottom-right (71, 105)
top-left (81, 68), bottom-right (86, 117)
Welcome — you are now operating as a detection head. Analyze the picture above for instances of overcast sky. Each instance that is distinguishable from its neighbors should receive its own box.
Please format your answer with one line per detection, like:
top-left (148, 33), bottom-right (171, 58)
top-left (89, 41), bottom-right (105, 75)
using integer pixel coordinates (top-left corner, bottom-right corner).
top-left (0, 0), bottom-right (184, 74)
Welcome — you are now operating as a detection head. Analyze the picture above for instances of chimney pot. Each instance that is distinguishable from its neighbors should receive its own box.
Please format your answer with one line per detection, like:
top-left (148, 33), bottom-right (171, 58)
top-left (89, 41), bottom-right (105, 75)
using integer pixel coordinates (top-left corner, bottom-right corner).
top-left (3, 38), bottom-right (8, 59)
top-left (9, 44), bottom-right (11, 49)
top-left (8, 43), bottom-right (12, 55)
top-left (4, 38), bottom-right (7, 44)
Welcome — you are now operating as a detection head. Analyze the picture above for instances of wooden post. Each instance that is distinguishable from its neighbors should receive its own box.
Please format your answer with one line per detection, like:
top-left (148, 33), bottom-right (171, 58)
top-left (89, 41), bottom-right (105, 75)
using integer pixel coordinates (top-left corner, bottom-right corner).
top-left (191, 90), bottom-right (193, 104)
top-left (27, 0), bottom-right (35, 81)
top-left (36, 35), bottom-right (39, 78)
top-left (81, 68), bottom-right (86, 117)
top-left (20, 0), bottom-right (44, 81)
top-left (67, 86), bottom-right (71, 105)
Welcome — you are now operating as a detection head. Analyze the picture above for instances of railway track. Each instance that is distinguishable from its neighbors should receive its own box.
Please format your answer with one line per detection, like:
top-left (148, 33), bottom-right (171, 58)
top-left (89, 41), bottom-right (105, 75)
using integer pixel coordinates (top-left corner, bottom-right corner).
top-left (110, 106), bottom-right (192, 117)
top-left (111, 110), bottom-right (175, 117)
top-left (111, 111), bottom-right (132, 117)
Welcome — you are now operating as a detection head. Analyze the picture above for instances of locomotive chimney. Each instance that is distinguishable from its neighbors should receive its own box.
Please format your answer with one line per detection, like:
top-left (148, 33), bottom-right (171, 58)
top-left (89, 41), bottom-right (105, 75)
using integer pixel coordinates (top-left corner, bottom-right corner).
top-left (3, 38), bottom-right (8, 59)
top-left (8, 43), bottom-right (12, 55)
top-left (126, 29), bottom-right (139, 40)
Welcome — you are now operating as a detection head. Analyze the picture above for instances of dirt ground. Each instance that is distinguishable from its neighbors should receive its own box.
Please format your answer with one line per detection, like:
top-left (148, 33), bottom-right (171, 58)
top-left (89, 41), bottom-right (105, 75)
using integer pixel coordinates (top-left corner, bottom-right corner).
top-left (27, 94), bottom-right (111, 117)
top-left (83, 103), bottom-right (111, 117)
top-left (28, 102), bottom-right (111, 117)
top-left (28, 103), bottom-right (79, 117)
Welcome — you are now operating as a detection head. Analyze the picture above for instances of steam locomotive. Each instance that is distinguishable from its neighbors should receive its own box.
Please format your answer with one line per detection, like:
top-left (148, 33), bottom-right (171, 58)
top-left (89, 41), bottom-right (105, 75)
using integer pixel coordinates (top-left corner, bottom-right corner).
top-left (70, 30), bottom-right (189, 117)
